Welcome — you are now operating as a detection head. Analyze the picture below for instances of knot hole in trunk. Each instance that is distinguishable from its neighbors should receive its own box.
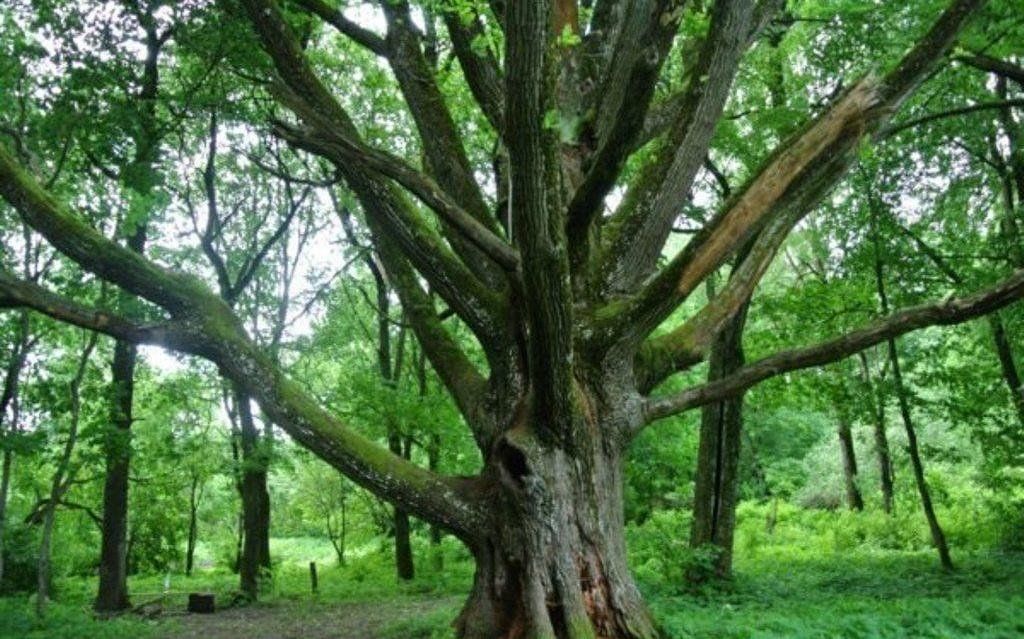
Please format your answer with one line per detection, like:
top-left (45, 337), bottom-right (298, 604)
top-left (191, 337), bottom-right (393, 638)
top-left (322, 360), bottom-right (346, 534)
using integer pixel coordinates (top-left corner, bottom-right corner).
top-left (497, 439), bottom-right (531, 486)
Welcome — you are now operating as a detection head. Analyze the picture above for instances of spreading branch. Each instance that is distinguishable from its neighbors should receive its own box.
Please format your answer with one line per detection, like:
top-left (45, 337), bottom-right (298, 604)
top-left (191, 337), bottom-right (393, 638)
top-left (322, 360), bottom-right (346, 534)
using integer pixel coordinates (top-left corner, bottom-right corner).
top-left (0, 139), bottom-right (487, 541)
top-left (0, 269), bottom-right (182, 347)
top-left (642, 267), bottom-right (1024, 424)
top-left (603, 0), bottom-right (987, 348)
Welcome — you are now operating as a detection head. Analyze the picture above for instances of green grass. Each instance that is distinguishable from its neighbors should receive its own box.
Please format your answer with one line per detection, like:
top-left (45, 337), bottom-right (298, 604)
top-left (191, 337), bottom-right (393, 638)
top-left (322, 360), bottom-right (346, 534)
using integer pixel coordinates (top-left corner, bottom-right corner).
top-left (2, 517), bottom-right (1023, 639)
top-left (648, 549), bottom-right (1024, 639)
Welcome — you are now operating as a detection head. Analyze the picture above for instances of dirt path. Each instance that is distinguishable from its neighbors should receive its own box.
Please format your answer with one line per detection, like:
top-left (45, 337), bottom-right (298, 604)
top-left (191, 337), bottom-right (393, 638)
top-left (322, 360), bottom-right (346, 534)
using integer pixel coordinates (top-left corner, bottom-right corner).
top-left (156, 595), bottom-right (462, 639)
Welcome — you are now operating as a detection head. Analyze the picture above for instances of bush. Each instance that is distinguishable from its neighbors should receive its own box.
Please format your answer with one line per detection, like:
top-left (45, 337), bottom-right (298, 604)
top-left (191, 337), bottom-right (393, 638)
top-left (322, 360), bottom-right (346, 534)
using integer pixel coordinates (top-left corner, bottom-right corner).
top-left (627, 509), bottom-right (722, 594)
top-left (1, 524), bottom-right (40, 595)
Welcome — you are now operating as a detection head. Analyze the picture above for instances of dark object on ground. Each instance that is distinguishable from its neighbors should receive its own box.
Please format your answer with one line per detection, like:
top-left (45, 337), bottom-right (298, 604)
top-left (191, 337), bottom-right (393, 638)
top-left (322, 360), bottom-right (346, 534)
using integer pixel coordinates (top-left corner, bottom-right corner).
top-left (188, 593), bottom-right (215, 614)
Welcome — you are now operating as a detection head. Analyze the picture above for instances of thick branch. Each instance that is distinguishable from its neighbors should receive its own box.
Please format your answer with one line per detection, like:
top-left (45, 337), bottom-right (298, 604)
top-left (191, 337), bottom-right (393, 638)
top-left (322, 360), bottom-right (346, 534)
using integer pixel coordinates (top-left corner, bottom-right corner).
top-left (0, 143), bottom-right (214, 316)
top-left (0, 270), bottom-right (180, 347)
top-left (377, 1), bottom-right (506, 289)
top-left (643, 268), bottom-right (1024, 424)
top-left (565, 0), bottom-right (684, 269)
top-left (505, 0), bottom-right (576, 438)
top-left (608, 78), bottom-right (880, 344)
top-left (273, 119), bottom-right (518, 271)
top-left (637, 145), bottom-right (853, 390)
top-left (443, 11), bottom-right (504, 130)
top-left (598, 0), bottom-right (755, 292)
top-left (606, 0), bottom-right (987, 348)
top-left (0, 139), bottom-right (487, 540)
top-left (240, 0), bottom-right (505, 344)
top-left (292, 0), bottom-right (387, 55)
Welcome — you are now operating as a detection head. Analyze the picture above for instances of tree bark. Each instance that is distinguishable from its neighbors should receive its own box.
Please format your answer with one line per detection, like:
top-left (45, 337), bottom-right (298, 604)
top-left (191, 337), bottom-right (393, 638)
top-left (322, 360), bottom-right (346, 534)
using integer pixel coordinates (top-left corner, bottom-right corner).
top-left (94, 337), bottom-right (137, 613)
top-left (886, 338), bottom-right (954, 569)
top-left (836, 411), bottom-right (864, 511)
top-left (185, 475), bottom-right (201, 577)
top-left (0, 313), bottom-right (29, 590)
top-left (390, 433), bottom-right (415, 581)
top-left (689, 300), bottom-right (748, 581)
top-left (235, 384), bottom-right (271, 599)
top-left (454, 432), bottom-right (659, 639)
top-left (859, 352), bottom-right (894, 513)
top-left (0, 448), bottom-right (11, 587)
top-left (988, 314), bottom-right (1024, 426)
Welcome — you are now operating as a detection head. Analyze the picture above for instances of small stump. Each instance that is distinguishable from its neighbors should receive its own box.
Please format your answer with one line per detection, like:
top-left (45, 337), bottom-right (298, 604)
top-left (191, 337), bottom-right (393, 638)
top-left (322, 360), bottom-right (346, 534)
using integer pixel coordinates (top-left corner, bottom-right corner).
top-left (187, 593), bottom-right (215, 614)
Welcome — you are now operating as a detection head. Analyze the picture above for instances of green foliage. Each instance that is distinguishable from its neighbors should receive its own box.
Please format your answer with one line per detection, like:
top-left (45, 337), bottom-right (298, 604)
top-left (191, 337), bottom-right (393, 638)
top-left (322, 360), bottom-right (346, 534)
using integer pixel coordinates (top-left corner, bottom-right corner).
top-left (0, 524), bottom-right (38, 595)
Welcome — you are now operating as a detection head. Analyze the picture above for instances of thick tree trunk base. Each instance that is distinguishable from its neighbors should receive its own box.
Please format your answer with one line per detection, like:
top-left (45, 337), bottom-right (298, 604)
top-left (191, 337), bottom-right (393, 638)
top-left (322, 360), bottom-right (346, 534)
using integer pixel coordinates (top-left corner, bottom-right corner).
top-left (453, 439), bottom-right (658, 639)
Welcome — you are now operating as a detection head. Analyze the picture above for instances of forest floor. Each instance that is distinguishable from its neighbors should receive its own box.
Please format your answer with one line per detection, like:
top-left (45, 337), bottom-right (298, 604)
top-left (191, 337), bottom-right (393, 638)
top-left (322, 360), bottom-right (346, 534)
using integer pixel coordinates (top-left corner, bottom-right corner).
top-left (2, 545), bottom-right (1023, 638)
top-left (156, 594), bottom-right (463, 639)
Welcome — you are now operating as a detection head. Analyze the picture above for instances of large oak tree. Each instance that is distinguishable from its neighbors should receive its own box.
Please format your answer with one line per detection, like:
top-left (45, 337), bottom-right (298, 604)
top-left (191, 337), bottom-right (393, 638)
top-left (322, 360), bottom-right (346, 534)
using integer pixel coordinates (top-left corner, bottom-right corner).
top-left (2, 0), bottom-right (1024, 636)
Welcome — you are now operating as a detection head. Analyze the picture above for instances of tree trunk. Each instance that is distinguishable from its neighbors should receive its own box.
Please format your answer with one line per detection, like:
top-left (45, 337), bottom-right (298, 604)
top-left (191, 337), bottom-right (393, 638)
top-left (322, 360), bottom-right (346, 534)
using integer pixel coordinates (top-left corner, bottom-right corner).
top-left (689, 301), bottom-right (748, 580)
top-left (454, 438), bottom-right (658, 639)
top-left (0, 448), bottom-right (11, 587)
top-left (0, 312), bottom-right (30, 590)
top-left (859, 352), bottom-right (894, 513)
top-left (95, 337), bottom-right (136, 613)
top-left (872, 218), bottom-right (952, 569)
top-left (836, 412), bottom-right (864, 511)
top-left (988, 314), bottom-right (1024, 426)
top-left (39, 333), bottom-right (95, 615)
top-left (36, 501), bottom-right (56, 617)
top-left (185, 475), bottom-right (200, 577)
top-left (886, 337), bottom-right (954, 570)
top-left (427, 431), bottom-right (443, 572)
top-left (235, 384), bottom-right (271, 599)
top-left (389, 434), bottom-right (415, 581)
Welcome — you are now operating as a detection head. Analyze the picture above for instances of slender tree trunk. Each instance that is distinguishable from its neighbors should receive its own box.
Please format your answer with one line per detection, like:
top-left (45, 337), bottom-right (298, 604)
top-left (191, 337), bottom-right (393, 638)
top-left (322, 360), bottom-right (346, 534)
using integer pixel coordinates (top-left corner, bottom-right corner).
top-left (38, 333), bottom-right (96, 616)
top-left (872, 218), bottom-right (952, 569)
top-left (836, 411), bottom-right (864, 511)
top-left (234, 384), bottom-right (271, 599)
top-left (0, 312), bottom-right (30, 590)
top-left (689, 301), bottom-right (748, 580)
top-left (427, 431), bottom-right (443, 572)
top-left (0, 448), bottom-right (11, 587)
top-left (233, 511), bottom-right (243, 574)
top-left (859, 352), bottom-right (894, 513)
top-left (185, 475), bottom-right (200, 577)
top-left (886, 338), bottom-right (954, 569)
top-left (389, 433), bottom-right (415, 581)
top-left (988, 315), bottom-right (1024, 426)
top-left (95, 336), bottom-right (137, 613)
top-left (36, 503), bottom-right (56, 617)
top-left (328, 491), bottom-right (347, 566)
top-left (97, 8), bottom-right (163, 608)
